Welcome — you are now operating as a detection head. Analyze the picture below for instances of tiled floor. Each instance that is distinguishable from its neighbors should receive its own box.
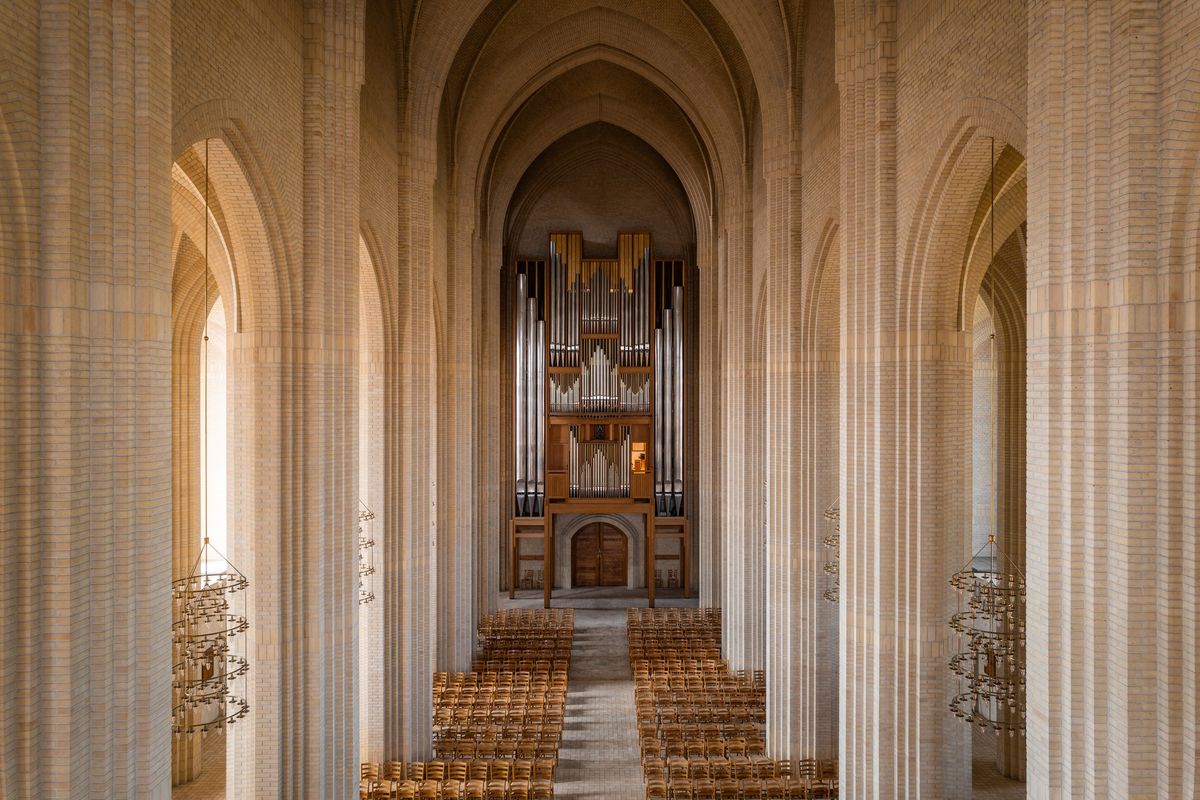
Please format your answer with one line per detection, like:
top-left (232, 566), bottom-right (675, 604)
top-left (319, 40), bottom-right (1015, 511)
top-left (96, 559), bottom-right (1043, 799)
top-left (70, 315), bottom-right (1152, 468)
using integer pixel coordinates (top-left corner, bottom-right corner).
top-left (551, 608), bottom-right (646, 799)
top-left (502, 586), bottom-right (697, 610)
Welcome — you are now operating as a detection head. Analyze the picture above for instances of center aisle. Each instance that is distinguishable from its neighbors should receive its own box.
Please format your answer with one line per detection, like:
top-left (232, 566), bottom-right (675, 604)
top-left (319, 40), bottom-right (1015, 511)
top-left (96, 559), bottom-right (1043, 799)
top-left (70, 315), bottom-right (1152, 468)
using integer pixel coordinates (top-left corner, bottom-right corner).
top-left (553, 609), bottom-right (644, 799)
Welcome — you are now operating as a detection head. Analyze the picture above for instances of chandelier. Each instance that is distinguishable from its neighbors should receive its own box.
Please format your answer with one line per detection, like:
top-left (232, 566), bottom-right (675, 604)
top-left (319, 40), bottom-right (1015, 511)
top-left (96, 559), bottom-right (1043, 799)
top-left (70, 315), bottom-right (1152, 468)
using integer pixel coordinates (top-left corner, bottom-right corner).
top-left (358, 501), bottom-right (376, 605)
top-left (948, 531), bottom-right (1025, 736)
top-left (947, 136), bottom-right (1025, 737)
top-left (172, 138), bottom-right (250, 737)
top-left (172, 540), bottom-right (251, 734)
top-left (822, 498), bottom-right (839, 604)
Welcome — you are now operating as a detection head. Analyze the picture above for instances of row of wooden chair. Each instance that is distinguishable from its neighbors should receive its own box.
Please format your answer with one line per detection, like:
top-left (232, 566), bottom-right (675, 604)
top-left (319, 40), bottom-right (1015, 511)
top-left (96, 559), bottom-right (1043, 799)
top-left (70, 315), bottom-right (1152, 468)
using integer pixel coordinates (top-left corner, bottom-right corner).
top-left (627, 608), bottom-right (721, 626)
top-left (639, 736), bottom-right (768, 761)
top-left (435, 671), bottom-right (568, 692)
top-left (477, 609), bottom-right (574, 637)
top-left (358, 777), bottom-right (554, 800)
top-left (362, 758), bottom-right (556, 782)
top-left (642, 776), bottom-right (836, 800)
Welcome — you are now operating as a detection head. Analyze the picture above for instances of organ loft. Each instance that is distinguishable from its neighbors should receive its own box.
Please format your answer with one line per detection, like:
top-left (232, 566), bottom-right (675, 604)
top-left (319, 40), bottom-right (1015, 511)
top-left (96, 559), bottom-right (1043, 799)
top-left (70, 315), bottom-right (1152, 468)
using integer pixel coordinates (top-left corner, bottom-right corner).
top-left (2, 0), bottom-right (1197, 798)
top-left (509, 233), bottom-right (694, 606)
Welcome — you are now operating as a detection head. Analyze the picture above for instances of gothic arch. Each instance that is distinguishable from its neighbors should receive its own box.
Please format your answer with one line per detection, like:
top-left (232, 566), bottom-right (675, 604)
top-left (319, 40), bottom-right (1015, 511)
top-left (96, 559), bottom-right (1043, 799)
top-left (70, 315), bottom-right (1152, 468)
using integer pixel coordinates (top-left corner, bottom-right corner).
top-left (900, 113), bottom-right (1026, 331)
top-left (169, 134), bottom-right (288, 796)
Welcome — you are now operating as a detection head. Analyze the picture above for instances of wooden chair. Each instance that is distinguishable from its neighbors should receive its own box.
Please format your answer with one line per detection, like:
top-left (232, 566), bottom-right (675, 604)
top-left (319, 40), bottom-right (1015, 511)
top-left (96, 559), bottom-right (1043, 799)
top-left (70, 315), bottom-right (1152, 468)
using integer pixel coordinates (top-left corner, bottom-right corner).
top-left (669, 778), bottom-right (694, 800)
top-left (646, 778), bottom-right (669, 800)
top-left (392, 781), bottom-right (418, 800)
top-left (715, 777), bottom-right (740, 799)
top-left (738, 779), bottom-right (764, 800)
top-left (761, 778), bottom-right (786, 800)
top-left (809, 781), bottom-right (835, 799)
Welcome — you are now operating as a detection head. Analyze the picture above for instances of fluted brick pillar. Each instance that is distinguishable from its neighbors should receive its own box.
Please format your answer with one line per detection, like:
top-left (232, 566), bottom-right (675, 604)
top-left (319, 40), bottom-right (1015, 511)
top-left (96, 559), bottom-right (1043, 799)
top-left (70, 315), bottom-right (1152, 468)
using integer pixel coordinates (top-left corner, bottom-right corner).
top-left (835, 2), bottom-right (970, 795)
top-left (386, 137), bottom-right (437, 761)
top-left (1026, 1), bottom-right (1200, 796)
top-left (0, 1), bottom-right (173, 796)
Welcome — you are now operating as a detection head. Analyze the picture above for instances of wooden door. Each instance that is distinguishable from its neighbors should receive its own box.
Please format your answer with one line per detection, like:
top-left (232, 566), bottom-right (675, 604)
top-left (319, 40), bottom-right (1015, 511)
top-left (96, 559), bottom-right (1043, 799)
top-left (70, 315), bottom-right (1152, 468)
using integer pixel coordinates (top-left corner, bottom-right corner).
top-left (599, 529), bottom-right (627, 585)
top-left (572, 523), bottom-right (627, 587)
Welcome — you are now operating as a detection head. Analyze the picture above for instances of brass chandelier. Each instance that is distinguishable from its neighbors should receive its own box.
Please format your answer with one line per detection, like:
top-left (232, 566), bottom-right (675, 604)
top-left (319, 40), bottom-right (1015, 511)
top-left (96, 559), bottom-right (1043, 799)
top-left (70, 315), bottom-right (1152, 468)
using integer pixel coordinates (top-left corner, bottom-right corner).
top-left (947, 138), bottom-right (1025, 737)
top-left (172, 139), bottom-right (250, 737)
top-left (358, 501), bottom-right (376, 605)
top-left (172, 543), bottom-right (251, 735)
top-left (822, 498), bottom-right (839, 604)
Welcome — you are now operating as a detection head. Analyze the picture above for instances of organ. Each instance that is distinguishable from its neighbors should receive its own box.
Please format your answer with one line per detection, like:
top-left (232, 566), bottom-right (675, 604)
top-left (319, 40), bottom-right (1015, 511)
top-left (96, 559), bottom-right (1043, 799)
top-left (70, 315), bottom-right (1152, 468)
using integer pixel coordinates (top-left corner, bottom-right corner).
top-left (510, 232), bottom-right (689, 607)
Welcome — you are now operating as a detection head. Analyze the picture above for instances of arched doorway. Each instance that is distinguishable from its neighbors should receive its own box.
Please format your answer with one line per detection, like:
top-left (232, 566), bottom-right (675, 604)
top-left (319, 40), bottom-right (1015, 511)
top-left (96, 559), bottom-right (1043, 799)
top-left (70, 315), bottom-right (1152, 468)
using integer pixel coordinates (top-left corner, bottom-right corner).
top-left (571, 523), bottom-right (628, 587)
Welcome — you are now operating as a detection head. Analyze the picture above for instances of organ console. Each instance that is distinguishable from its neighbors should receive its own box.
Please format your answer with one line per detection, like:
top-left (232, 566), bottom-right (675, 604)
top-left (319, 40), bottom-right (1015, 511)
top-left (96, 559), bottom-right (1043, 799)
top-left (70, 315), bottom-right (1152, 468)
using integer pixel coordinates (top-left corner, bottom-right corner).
top-left (510, 232), bottom-right (689, 607)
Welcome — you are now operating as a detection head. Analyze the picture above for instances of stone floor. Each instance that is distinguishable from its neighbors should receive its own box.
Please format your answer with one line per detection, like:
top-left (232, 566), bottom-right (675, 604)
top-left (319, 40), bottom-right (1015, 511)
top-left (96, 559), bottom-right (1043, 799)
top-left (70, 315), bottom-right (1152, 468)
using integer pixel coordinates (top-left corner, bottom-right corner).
top-left (503, 585), bottom-right (697, 610)
top-left (550, 608), bottom-right (646, 799)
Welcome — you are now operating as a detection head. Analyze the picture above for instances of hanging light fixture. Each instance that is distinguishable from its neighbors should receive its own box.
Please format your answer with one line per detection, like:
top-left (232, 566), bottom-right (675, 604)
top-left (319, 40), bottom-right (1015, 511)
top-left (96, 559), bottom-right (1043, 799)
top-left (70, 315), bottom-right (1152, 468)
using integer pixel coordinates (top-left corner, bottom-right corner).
top-left (358, 500), bottom-right (376, 605)
top-left (172, 139), bottom-right (250, 737)
top-left (822, 497), bottom-right (839, 604)
top-left (947, 138), bottom-right (1026, 737)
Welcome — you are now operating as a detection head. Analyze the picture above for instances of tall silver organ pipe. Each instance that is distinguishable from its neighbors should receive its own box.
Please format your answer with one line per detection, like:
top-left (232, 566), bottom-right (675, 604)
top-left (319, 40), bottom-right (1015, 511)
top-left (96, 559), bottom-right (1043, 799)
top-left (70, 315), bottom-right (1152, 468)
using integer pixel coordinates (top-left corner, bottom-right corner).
top-left (671, 284), bottom-right (684, 510)
top-left (515, 271), bottom-right (527, 512)
top-left (514, 265), bottom-right (545, 516)
top-left (653, 327), bottom-right (664, 509)
top-left (654, 263), bottom-right (685, 517)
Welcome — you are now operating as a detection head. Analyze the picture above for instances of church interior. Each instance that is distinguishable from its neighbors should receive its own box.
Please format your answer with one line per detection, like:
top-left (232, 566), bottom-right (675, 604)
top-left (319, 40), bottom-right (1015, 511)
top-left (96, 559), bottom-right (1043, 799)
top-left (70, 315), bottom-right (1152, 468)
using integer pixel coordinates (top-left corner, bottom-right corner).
top-left (1, 0), bottom-right (1197, 798)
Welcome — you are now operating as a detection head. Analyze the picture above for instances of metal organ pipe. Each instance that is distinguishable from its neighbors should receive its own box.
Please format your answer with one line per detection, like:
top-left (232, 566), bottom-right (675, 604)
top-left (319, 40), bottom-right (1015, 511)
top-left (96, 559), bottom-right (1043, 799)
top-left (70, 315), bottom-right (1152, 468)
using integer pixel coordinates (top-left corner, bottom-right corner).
top-left (672, 284), bottom-right (684, 515)
top-left (657, 328), bottom-right (667, 515)
top-left (535, 311), bottom-right (545, 514)
top-left (526, 294), bottom-right (537, 514)
top-left (663, 308), bottom-right (674, 514)
top-left (515, 272), bottom-right (528, 514)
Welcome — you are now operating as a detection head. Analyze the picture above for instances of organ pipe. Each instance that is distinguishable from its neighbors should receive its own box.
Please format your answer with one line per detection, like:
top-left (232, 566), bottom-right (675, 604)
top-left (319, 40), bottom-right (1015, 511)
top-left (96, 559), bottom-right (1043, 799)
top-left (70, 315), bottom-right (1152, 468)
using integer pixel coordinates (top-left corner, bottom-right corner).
top-left (513, 235), bottom-right (685, 517)
top-left (513, 264), bottom-right (545, 516)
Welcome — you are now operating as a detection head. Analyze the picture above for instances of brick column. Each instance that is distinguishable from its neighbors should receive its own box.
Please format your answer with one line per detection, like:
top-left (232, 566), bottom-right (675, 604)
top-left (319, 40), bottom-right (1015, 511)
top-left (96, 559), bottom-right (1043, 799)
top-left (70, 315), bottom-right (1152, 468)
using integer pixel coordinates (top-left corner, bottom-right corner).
top-left (1026, 1), bottom-right (1199, 796)
top-left (835, 2), bottom-right (969, 795)
top-left (387, 138), bottom-right (437, 761)
top-left (438, 185), bottom-right (481, 672)
top-left (0, 0), bottom-right (173, 796)
top-left (267, 1), bottom-right (365, 794)
top-left (719, 184), bottom-right (765, 671)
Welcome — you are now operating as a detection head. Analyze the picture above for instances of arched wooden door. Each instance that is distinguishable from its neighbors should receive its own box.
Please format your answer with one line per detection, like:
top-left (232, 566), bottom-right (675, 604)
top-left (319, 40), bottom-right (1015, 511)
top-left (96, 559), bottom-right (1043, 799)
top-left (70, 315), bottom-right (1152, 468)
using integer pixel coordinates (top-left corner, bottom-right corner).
top-left (571, 523), bottom-right (628, 587)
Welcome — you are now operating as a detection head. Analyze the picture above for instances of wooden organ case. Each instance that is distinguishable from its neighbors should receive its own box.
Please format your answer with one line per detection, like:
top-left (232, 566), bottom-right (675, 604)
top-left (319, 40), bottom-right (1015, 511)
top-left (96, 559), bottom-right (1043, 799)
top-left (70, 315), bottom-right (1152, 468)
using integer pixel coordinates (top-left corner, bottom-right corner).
top-left (509, 232), bottom-right (690, 607)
